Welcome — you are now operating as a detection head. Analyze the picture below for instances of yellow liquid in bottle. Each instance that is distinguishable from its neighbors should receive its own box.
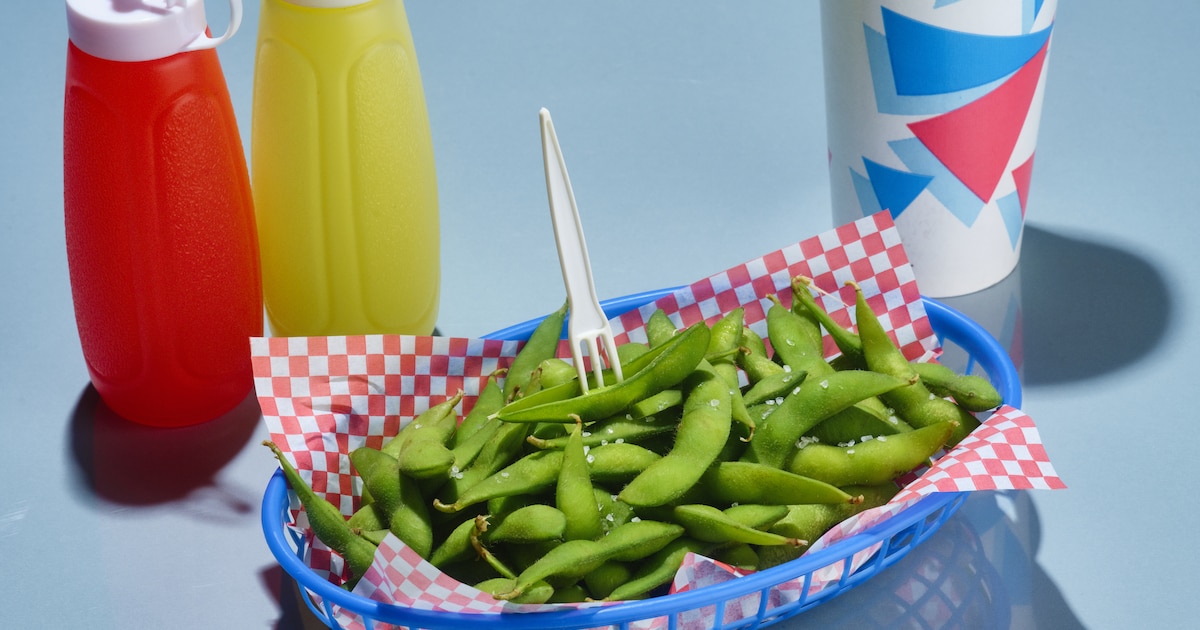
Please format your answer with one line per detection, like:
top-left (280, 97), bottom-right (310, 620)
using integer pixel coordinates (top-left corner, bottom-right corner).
top-left (252, 0), bottom-right (439, 336)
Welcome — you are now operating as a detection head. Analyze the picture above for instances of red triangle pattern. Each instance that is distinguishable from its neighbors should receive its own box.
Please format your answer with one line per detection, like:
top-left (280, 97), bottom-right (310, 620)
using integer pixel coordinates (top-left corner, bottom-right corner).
top-left (907, 41), bottom-right (1050, 203)
top-left (1012, 152), bottom-right (1036, 217)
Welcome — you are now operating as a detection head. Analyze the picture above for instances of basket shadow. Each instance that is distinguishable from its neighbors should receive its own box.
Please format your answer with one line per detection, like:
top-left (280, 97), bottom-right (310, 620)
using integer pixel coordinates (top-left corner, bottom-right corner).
top-left (67, 384), bottom-right (262, 506)
top-left (775, 492), bottom-right (1086, 629)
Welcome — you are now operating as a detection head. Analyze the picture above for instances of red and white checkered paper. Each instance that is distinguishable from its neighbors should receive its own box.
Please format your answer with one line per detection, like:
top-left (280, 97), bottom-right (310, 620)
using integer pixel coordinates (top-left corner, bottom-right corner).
top-left (253, 212), bottom-right (1064, 630)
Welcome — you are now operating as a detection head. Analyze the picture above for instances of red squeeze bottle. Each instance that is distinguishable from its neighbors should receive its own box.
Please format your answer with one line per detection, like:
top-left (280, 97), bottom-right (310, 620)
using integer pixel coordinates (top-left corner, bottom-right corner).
top-left (63, 0), bottom-right (262, 427)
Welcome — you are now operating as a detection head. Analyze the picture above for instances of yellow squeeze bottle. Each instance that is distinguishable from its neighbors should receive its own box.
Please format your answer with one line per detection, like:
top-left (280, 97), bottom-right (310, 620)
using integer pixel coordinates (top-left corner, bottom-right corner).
top-left (252, 0), bottom-right (439, 336)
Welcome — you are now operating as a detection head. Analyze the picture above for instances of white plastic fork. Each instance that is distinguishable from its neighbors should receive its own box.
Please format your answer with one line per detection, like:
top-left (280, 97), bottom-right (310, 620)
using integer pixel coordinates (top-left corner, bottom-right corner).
top-left (539, 108), bottom-right (623, 394)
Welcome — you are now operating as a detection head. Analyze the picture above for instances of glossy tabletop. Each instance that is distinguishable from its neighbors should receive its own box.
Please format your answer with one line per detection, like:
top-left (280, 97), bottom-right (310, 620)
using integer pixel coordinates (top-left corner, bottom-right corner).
top-left (3, 2), bottom-right (1198, 628)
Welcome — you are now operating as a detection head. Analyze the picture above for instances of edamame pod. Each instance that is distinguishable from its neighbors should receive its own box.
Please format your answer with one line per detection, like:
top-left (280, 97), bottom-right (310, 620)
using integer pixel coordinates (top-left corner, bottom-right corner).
top-left (494, 539), bottom-right (606, 599)
top-left (791, 276), bottom-right (865, 368)
top-left (526, 411), bottom-right (678, 450)
top-left (504, 300), bottom-right (568, 402)
top-left (496, 323), bottom-right (710, 424)
top-left (454, 370), bottom-right (506, 445)
top-left (604, 536), bottom-right (709, 601)
top-left (741, 369), bottom-right (910, 470)
top-left (557, 421), bottom-right (604, 541)
top-left (671, 504), bottom-right (804, 547)
top-left (429, 516), bottom-right (480, 567)
top-left (475, 577), bottom-right (555, 604)
top-left (787, 422), bottom-right (956, 487)
top-left (586, 442), bottom-right (663, 483)
top-left (265, 441), bottom-right (377, 584)
top-left (911, 360), bottom-right (1003, 412)
top-left (850, 282), bottom-right (980, 444)
top-left (618, 371), bottom-right (732, 507)
top-left (699, 460), bottom-right (856, 505)
top-left (759, 483), bottom-right (901, 568)
top-left (585, 561), bottom-right (633, 600)
top-left (434, 450), bottom-right (564, 513)
top-left (720, 503), bottom-right (790, 530)
top-left (485, 504), bottom-right (568, 544)
top-left (350, 446), bottom-right (434, 558)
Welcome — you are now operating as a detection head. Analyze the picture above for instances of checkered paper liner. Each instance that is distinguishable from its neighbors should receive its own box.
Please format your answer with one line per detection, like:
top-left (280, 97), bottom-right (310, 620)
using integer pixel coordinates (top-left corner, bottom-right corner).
top-left (253, 212), bottom-right (1064, 630)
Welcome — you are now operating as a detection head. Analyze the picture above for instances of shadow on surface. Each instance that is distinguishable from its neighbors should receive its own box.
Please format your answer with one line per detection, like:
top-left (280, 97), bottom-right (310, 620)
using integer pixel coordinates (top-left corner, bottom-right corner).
top-left (779, 493), bottom-right (1086, 629)
top-left (941, 224), bottom-right (1172, 387)
top-left (261, 564), bottom-right (328, 630)
top-left (1019, 225), bottom-right (1171, 385)
top-left (67, 385), bottom-right (262, 506)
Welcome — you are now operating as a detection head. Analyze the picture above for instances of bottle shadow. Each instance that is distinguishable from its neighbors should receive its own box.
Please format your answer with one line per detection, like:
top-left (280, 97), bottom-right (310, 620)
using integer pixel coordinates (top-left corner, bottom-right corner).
top-left (939, 223), bottom-right (1173, 386)
top-left (67, 384), bottom-right (262, 507)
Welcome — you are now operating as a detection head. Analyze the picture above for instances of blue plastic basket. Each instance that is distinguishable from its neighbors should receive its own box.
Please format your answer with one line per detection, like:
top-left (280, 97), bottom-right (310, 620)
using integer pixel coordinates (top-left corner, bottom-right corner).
top-left (261, 289), bottom-right (1020, 630)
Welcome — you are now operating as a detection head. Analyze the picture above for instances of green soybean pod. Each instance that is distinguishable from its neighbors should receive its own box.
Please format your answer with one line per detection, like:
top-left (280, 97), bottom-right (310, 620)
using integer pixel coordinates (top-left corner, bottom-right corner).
top-left (455, 370), bottom-right (506, 446)
top-left (791, 275), bottom-right (865, 369)
top-left (806, 402), bottom-right (913, 447)
top-left (736, 327), bottom-right (785, 385)
top-left (911, 360), bottom-right (1003, 412)
top-left (486, 504), bottom-right (568, 544)
top-left (264, 441), bottom-right (377, 584)
top-left (558, 421), bottom-right (604, 541)
top-left (604, 536), bottom-right (709, 601)
top-left (618, 371), bottom-right (732, 507)
top-left (699, 460), bottom-right (855, 505)
top-left (526, 410), bottom-right (678, 450)
top-left (434, 449), bottom-right (565, 513)
top-left (536, 358), bottom-right (579, 390)
top-left (742, 367), bottom-right (806, 406)
top-left (721, 504), bottom-right (790, 530)
top-left (584, 561), bottom-right (633, 600)
top-left (429, 516), bottom-right (480, 568)
top-left (671, 504), bottom-right (803, 547)
top-left (758, 483), bottom-right (901, 569)
top-left (594, 488), bottom-right (637, 534)
top-left (765, 299), bottom-right (827, 374)
top-left (645, 308), bottom-right (678, 347)
top-left (350, 446), bottom-right (434, 559)
top-left (381, 391), bottom-right (463, 459)
top-left (586, 442), bottom-right (663, 483)
top-left (496, 323), bottom-right (710, 424)
top-left (850, 282), bottom-right (980, 444)
top-left (708, 542), bottom-right (760, 571)
top-left (593, 519), bottom-right (686, 563)
top-left (435, 419), bottom-right (530, 507)
top-left (787, 421), bottom-right (956, 487)
top-left (741, 369), bottom-right (910, 470)
top-left (475, 577), bottom-right (555, 605)
top-left (495, 539), bottom-right (607, 600)
top-left (504, 300), bottom-right (569, 402)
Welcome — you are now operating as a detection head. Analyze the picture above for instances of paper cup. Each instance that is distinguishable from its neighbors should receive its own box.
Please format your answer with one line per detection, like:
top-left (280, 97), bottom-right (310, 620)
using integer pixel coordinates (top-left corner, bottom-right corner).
top-left (820, 0), bottom-right (1056, 297)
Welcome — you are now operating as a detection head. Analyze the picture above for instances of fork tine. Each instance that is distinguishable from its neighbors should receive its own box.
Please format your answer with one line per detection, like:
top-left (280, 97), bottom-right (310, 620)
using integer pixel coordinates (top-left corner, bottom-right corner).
top-left (600, 333), bottom-right (623, 383)
top-left (587, 336), bottom-right (606, 388)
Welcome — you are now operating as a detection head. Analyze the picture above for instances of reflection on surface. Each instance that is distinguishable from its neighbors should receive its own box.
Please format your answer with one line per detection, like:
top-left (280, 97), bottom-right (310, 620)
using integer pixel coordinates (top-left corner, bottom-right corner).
top-left (779, 493), bottom-right (1084, 629)
top-left (68, 384), bottom-right (262, 507)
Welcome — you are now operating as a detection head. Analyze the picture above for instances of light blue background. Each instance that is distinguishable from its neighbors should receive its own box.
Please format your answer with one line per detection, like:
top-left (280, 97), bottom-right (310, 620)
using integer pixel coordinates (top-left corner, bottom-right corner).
top-left (2, 1), bottom-right (1197, 628)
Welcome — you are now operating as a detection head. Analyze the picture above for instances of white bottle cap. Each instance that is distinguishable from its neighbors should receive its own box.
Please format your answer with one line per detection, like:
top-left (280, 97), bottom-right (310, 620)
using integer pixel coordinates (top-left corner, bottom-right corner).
top-left (66, 0), bottom-right (243, 62)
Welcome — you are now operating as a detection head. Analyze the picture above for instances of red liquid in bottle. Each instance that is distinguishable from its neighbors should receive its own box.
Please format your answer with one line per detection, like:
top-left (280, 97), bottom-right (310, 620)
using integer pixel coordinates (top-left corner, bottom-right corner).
top-left (64, 42), bottom-right (262, 427)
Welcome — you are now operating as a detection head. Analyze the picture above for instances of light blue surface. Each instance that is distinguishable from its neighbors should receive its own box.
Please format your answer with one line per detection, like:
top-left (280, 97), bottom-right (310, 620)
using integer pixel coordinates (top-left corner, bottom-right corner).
top-left (2, 1), bottom-right (1198, 628)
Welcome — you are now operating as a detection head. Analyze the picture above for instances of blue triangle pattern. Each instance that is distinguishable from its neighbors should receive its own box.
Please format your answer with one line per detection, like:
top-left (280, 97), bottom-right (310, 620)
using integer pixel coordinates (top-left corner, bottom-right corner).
top-left (865, 24), bottom-right (1005, 116)
top-left (889, 137), bottom-right (987, 226)
top-left (850, 167), bottom-right (885, 217)
top-left (862, 158), bottom-right (934, 219)
top-left (996, 190), bottom-right (1025, 249)
top-left (883, 7), bottom-right (1053, 95)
